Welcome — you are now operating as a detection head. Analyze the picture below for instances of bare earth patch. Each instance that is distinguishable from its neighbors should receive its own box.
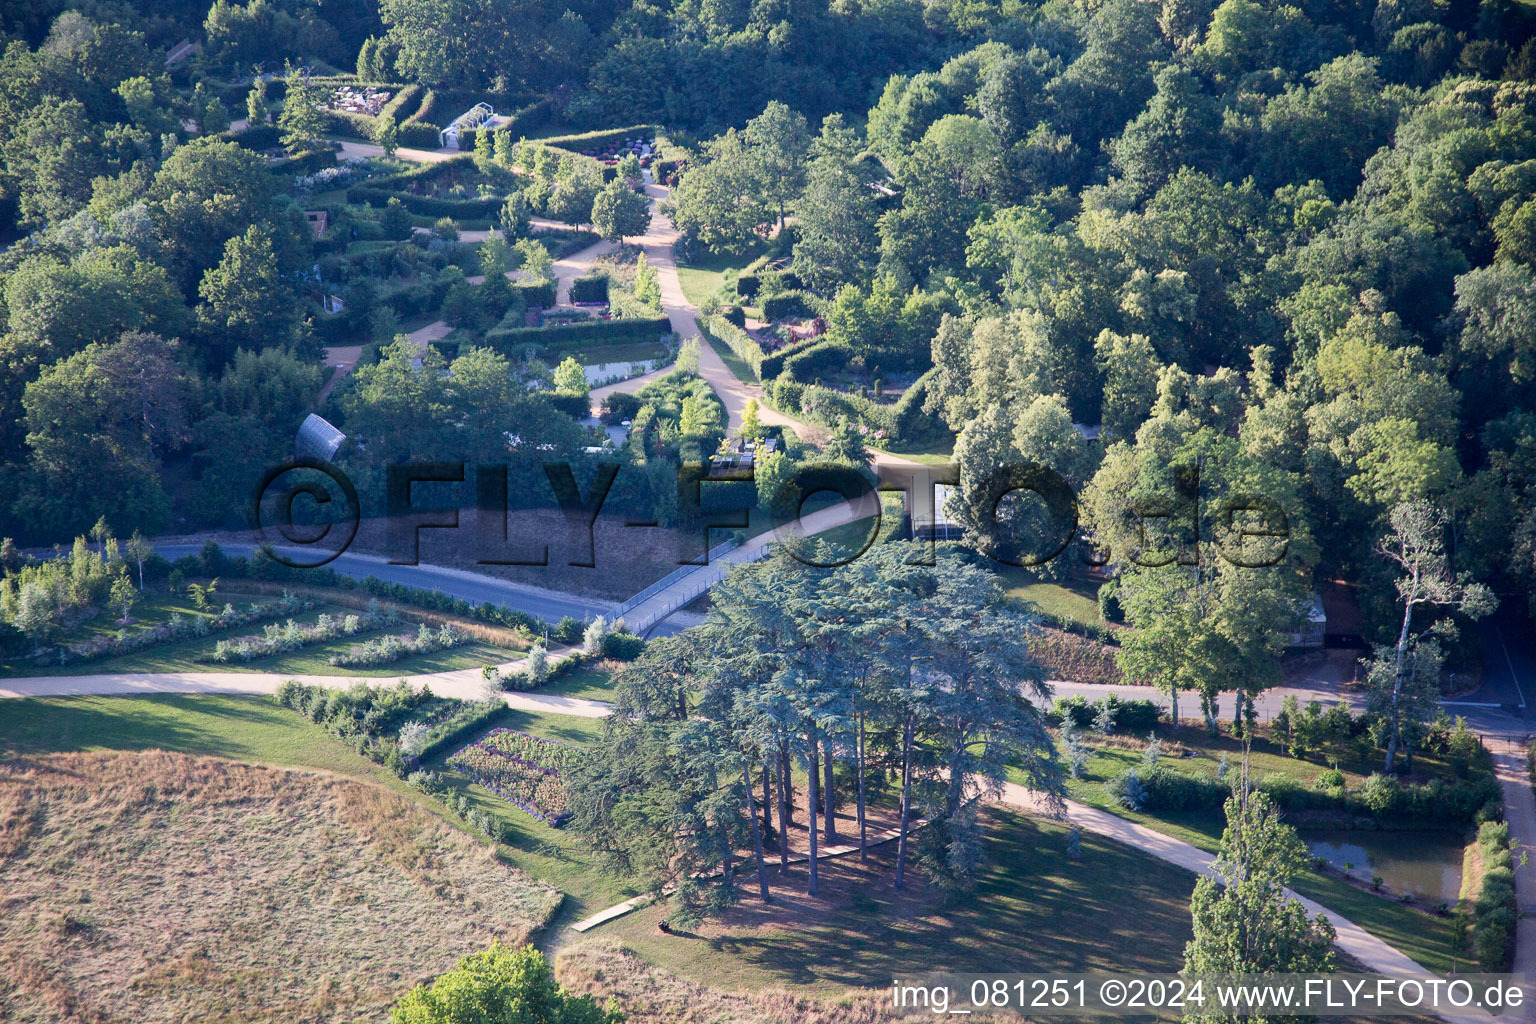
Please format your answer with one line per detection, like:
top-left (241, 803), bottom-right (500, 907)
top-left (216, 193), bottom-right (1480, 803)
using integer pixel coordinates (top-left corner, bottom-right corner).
top-left (0, 750), bottom-right (562, 1023)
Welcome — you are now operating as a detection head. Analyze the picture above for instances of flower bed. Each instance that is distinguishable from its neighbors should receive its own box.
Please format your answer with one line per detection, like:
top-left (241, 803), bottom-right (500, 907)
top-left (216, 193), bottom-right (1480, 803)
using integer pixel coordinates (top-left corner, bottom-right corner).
top-left (203, 604), bottom-right (397, 664)
top-left (446, 728), bottom-right (584, 826)
top-left (60, 592), bottom-right (315, 665)
top-left (329, 623), bottom-right (470, 667)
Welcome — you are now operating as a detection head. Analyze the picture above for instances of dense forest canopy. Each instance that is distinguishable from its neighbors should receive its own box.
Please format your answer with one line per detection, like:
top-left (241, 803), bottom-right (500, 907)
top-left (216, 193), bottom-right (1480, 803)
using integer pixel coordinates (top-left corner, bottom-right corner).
top-left (0, 0), bottom-right (1534, 635)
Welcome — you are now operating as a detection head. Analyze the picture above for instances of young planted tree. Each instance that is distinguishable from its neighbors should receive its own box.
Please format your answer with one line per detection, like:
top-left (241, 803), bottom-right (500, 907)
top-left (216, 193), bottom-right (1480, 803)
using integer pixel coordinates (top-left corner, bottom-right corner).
top-left (552, 357), bottom-right (590, 396)
top-left (1370, 501), bottom-right (1495, 772)
top-left (245, 78), bottom-right (270, 125)
top-left (634, 252), bottom-right (661, 310)
top-left (110, 573), bottom-right (137, 622)
top-left (373, 113), bottom-right (399, 158)
top-left (1184, 784), bottom-right (1336, 1008)
top-left (125, 529), bottom-right (153, 591)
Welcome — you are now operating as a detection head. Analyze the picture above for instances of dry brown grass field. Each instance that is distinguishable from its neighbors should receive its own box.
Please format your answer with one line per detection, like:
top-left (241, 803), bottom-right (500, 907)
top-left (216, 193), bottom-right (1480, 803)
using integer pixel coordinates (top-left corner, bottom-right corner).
top-left (556, 938), bottom-right (926, 1024)
top-left (0, 750), bottom-right (562, 1023)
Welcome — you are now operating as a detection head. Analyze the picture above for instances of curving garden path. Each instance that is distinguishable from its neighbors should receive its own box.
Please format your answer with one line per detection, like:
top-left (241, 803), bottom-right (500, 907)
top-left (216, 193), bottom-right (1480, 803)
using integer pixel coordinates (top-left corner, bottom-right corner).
top-left (25, 137), bottom-right (1528, 1015)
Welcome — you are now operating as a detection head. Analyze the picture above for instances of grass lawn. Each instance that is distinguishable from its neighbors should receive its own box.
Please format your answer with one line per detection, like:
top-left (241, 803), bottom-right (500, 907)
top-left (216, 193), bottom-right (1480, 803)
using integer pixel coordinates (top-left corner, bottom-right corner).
top-left (606, 808), bottom-right (1196, 994)
top-left (1049, 727), bottom-right (1467, 973)
top-left (540, 662), bottom-right (620, 702)
top-left (541, 340), bottom-right (670, 365)
top-left (877, 436), bottom-right (956, 467)
top-left (999, 571), bottom-right (1105, 629)
top-left (0, 693), bottom-right (410, 777)
top-left (676, 244), bottom-right (767, 308)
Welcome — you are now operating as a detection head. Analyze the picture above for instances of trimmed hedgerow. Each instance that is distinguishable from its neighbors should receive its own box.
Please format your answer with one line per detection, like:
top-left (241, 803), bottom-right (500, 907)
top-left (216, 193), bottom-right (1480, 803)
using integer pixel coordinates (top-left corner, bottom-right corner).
top-left (1472, 819), bottom-right (1518, 970)
top-left (701, 315), bottom-right (764, 379)
top-left (1105, 762), bottom-right (1501, 825)
top-left (484, 316), bottom-right (670, 352)
top-left (761, 290), bottom-right (816, 321)
top-left (570, 274), bottom-right (609, 304)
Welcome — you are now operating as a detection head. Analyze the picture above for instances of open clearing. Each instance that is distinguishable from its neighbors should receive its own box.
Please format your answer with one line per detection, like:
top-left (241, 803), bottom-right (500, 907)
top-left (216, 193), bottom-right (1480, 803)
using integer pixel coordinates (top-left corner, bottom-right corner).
top-left (0, 750), bottom-right (562, 1023)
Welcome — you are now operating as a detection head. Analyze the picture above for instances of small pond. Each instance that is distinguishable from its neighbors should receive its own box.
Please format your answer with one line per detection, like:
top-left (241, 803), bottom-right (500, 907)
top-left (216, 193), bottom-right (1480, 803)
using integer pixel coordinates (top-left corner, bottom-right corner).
top-left (583, 360), bottom-right (653, 384)
top-left (1302, 829), bottom-right (1465, 903)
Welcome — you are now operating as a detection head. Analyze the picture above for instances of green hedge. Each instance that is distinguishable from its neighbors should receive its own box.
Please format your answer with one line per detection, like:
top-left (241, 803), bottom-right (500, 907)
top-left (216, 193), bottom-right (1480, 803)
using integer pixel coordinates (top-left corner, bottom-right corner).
top-left (890, 367), bottom-right (942, 445)
top-left (571, 275), bottom-right (609, 303)
top-left (1473, 820), bottom-right (1518, 969)
top-left (548, 391), bottom-right (592, 419)
top-left (762, 290), bottom-right (816, 320)
top-left (273, 148), bottom-right (338, 176)
top-left (701, 315), bottom-right (764, 379)
top-left (485, 316), bottom-right (671, 352)
top-left (228, 123), bottom-right (280, 150)
top-left (515, 280), bottom-right (556, 308)
top-left (779, 338), bottom-right (851, 383)
top-left (541, 124), bottom-right (659, 155)
top-left (1105, 763), bottom-right (1501, 825)
top-left (413, 700), bottom-right (506, 765)
top-left (397, 121), bottom-right (442, 148)
top-left (758, 335), bottom-right (825, 380)
top-left (349, 186), bottom-right (501, 219)
top-left (381, 83), bottom-right (425, 122)
top-left (346, 156), bottom-right (510, 218)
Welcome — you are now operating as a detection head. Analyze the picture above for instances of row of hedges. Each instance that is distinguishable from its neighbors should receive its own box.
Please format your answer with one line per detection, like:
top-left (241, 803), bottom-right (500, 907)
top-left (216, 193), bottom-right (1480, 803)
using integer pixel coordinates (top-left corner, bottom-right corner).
top-left (1471, 819), bottom-right (1518, 970)
top-left (347, 155), bottom-right (512, 219)
top-left (484, 316), bottom-right (671, 352)
top-left (541, 124), bottom-right (659, 155)
top-left (701, 315), bottom-right (764, 378)
top-left (757, 335), bottom-right (825, 381)
top-left (349, 184), bottom-right (502, 220)
top-left (767, 365), bottom-right (943, 449)
top-left (1107, 763), bottom-right (1501, 825)
top-left (356, 575), bottom-right (544, 633)
top-left (456, 98), bottom-right (555, 153)
top-left (779, 338), bottom-right (853, 384)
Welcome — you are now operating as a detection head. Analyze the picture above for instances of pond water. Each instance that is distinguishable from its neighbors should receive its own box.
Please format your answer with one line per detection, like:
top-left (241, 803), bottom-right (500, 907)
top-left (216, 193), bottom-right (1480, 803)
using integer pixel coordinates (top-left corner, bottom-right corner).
top-left (1303, 829), bottom-right (1465, 903)
top-left (583, 360), bottom-right (653, 384)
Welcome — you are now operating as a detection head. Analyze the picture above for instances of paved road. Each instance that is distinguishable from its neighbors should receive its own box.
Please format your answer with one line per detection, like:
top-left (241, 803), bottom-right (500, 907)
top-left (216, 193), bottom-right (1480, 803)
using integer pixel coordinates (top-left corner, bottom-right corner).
top-left (1458, 609), bottom-right (1535, 714)
top-left (0, 643), bottom-right (612, 717)
top-left (156, 543), bottom-right (618, 628)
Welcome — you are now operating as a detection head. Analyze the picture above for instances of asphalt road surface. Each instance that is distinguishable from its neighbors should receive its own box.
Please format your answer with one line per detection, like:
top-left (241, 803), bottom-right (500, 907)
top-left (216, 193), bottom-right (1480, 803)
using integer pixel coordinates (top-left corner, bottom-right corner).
top-left (152, 542), bottom-right (669, 632)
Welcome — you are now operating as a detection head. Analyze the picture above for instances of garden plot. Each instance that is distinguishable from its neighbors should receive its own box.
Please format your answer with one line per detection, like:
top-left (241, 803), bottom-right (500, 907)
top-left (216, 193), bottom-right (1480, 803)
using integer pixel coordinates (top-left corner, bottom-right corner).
top-left (448, 727), bottom-right (584, 826)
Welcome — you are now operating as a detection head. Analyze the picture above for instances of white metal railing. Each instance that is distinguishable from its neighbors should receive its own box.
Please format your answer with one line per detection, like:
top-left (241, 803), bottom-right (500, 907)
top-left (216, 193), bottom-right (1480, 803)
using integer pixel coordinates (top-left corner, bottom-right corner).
top-left (616, 536), bottom-right (740, 616)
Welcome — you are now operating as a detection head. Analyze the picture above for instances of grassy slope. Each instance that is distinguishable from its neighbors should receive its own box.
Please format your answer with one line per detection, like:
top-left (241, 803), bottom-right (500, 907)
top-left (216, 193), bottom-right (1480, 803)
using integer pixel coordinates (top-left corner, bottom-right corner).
top-left (0, 749), bottom-right (560, 1024)
top-left (1000, 573), bottom-right (1106, 629)
top-left (606, 808), bottom-right (1195, 994)
top-left (0, 694), bottom-right (626, 916)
